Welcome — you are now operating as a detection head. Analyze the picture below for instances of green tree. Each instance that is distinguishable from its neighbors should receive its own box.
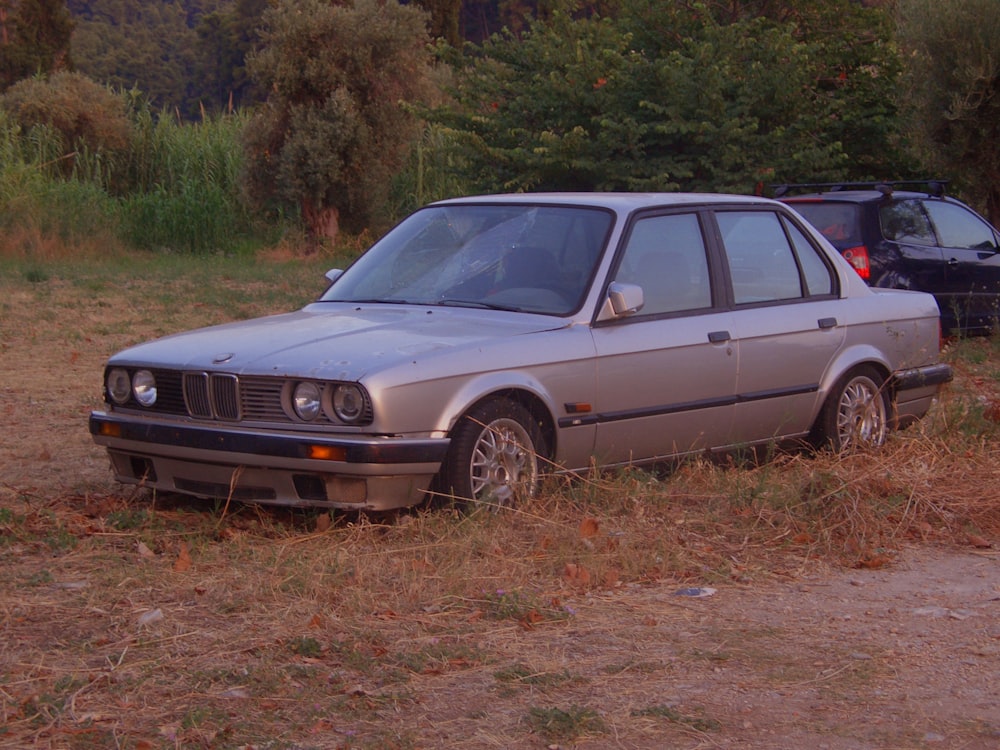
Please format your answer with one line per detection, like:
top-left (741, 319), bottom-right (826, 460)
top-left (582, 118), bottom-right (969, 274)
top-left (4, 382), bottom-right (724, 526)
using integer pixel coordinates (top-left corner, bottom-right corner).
top-left (897, 0), bottom-right (1000, 223)
top-left (243, 0), bottom-right (437, 240)
top-left (434, 0), bottom-right (905, 195)
top-left (195, 0), bottom-right (267, 113)
top-left (0, 0), bottom-right (75, 90)
top-left (69, 0), bottom-right (226, 120)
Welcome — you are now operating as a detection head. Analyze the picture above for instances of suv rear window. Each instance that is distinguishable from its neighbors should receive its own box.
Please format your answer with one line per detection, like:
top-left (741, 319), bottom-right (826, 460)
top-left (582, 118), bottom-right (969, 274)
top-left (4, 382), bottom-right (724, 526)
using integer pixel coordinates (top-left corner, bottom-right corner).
top-left (786, 202), bottom-right (862, 248)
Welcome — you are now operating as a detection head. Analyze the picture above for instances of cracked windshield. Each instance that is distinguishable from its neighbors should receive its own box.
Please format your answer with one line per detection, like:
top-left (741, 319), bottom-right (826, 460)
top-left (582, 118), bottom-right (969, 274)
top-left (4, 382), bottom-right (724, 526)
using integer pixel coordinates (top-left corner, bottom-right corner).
top-left (322, 204), bottom-right (612, 314)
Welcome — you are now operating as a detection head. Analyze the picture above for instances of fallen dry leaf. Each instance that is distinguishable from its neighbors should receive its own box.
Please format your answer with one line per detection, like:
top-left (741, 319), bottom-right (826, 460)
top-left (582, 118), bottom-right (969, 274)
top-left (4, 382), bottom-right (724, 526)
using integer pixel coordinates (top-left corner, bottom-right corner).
top-left (173, 541), bottom-right (192, 572)
top-left (967, 534), bottom-right (992, 549)
top-left (579, 517), bottom-right (600, 538)
top-left (563, 562), bottom-right (591, 587)
top-left (857, 554), bottom-right (892, 569)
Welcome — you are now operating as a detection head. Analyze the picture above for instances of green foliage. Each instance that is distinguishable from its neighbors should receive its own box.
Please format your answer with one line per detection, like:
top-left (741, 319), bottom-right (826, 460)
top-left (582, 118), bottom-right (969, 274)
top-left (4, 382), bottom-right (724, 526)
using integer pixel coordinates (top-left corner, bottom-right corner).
top-left (0, 90), bottom-right (269, 255)
top-left (68, 0), bottom-right (227, 120)
top-left (387, 122), bottom-right (476, 216)
top-left (0, 72), bottom-right (131, 172)
top-left (433, 0), bottom-right (909, 194)
top-left (0, 0), bottom-right (75, 90)
top-left (0, 108), bottom-right (120, 244)
top-left (112, 101), bottom-right (259, 253)
top-left (195, 0), bottom-right (268, 113)
top-left (897, 0), bottom-right (1000, 223)
top-left (117, 179), bottom-right (241, 253)
top-left (243, 0), bottom-right (437, 238)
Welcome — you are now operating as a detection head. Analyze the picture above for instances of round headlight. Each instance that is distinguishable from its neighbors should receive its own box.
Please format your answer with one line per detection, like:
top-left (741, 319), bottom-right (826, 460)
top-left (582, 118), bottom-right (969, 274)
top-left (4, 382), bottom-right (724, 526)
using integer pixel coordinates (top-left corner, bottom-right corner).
top-left (132, 370), bottom-right (157, 407)
top-left (333, 384), bottom-right (366, 423)
top-left (107, 368), bottom-right (131, 404)
top-left (293, 381), bottom-right (322, 421)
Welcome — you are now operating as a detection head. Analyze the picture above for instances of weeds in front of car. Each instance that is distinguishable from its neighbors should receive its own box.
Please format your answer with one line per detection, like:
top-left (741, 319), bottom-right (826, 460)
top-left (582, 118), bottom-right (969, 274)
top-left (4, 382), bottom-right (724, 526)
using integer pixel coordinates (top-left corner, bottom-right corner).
top-left (2, 252), bottom-right (1000, 748)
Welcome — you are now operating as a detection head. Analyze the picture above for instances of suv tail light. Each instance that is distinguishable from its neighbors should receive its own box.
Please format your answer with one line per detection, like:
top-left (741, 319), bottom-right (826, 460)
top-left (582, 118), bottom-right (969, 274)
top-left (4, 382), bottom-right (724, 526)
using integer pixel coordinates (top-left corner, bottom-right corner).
top-left (841, 245), bottom-right (870, 280)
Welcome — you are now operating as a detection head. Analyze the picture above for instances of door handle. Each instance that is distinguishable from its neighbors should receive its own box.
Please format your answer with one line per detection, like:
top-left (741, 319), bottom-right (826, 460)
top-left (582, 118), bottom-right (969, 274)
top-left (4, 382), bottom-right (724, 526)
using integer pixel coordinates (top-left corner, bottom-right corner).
top-left (818, 317), bottom-right (838, 329)
top-left (708, 330), bottom-right (731, 343)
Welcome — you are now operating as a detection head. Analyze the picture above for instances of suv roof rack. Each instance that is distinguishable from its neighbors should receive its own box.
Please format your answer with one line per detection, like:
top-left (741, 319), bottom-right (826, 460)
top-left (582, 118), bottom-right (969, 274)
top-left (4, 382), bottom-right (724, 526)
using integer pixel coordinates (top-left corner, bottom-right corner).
top-left (772, 179), bottom-right (949, 199)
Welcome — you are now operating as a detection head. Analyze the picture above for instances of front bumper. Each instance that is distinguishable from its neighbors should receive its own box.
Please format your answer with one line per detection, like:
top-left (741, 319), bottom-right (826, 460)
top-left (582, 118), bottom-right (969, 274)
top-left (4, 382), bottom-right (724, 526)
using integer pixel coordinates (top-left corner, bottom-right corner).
top-left (89, 411), bottom-right (450, 510)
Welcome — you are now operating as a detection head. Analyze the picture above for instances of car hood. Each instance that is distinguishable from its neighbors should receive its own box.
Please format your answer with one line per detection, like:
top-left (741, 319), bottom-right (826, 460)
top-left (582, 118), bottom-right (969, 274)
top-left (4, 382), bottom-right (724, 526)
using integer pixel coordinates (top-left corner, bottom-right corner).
top-left (110, 303), bottom-right (570, 381)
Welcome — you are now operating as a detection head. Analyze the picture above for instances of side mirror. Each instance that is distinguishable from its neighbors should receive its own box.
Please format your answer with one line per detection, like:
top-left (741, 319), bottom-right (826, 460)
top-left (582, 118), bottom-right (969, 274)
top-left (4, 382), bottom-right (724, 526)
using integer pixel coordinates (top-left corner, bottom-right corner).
top-left (597, 282), bottom-right (644, 321)
top-left (325, 268), bottom-right (344, 284)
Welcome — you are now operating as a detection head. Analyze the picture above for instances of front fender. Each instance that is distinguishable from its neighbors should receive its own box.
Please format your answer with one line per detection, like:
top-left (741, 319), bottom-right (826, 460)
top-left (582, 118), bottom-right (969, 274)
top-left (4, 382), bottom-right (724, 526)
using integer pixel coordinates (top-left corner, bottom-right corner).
top-left (433, 370), bottom-right (562, 435)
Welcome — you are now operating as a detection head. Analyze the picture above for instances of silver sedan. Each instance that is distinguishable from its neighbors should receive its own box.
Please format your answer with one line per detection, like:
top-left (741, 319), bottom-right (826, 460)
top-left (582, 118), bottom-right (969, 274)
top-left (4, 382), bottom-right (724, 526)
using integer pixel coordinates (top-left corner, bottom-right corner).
top-left (90, 193), bottom-right (952, 509)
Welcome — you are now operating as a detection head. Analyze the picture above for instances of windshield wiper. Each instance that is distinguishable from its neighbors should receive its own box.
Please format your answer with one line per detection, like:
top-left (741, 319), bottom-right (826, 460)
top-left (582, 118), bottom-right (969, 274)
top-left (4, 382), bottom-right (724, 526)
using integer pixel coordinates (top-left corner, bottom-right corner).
top-left (436, 298), bottom-right (524, 312)
top-left (324, 298), bottom-right (420, 305)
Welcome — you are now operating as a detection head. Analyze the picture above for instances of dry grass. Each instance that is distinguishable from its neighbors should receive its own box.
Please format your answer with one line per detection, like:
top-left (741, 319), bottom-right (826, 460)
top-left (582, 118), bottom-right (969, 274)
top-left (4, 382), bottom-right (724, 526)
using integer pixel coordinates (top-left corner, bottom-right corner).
top-left (1, 252), bottom-right (999, 748)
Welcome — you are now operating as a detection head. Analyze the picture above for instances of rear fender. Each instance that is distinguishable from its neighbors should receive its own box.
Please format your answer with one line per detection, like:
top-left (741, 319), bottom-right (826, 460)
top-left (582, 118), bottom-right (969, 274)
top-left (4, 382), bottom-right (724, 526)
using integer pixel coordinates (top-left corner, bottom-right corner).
top-left (816, 344), bottom-right (892, 408)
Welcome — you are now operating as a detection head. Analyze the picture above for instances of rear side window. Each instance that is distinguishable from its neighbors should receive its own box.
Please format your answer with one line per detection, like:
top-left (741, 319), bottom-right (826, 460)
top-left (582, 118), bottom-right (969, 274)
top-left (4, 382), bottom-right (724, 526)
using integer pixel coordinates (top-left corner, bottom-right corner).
top-left (784, 218), bottom-right (835, 296)
top-left (717, 211), bottom-right (834, 304)
top-left (786, 201), bottom-right (862, 247)
top-left (879, 200), bottom-right (936, 245)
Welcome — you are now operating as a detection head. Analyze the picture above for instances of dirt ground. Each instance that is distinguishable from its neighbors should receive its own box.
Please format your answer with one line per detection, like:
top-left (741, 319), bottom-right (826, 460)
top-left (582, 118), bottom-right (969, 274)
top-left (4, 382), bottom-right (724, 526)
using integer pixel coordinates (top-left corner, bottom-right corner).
top-left (506, 543), bottom-right (1000, 749)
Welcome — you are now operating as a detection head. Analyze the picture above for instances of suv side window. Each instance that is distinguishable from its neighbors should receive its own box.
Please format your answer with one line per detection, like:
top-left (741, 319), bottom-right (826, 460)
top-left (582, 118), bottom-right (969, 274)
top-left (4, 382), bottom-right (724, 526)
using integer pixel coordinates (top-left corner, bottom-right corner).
top-left (879, 200), bottom-right (936, 245)
top-left (717, 211), bottom-right (821, 304)
top-left (923, 200), bottom-right (999, 251)
top-left (614, 213), bottom-right (713, 315)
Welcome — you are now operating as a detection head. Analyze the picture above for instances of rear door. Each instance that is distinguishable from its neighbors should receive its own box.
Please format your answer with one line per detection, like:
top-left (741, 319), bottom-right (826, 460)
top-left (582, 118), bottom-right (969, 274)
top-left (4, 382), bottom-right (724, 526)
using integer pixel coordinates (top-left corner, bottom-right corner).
top-left (712, 209), bottom-right (846, 444)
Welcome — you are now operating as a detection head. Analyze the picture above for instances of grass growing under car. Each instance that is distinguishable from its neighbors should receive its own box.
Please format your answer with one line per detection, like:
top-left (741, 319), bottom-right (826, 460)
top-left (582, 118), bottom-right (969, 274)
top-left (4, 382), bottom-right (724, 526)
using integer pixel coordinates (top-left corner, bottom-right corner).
top-left (2, 248), bottom-right (999, 749)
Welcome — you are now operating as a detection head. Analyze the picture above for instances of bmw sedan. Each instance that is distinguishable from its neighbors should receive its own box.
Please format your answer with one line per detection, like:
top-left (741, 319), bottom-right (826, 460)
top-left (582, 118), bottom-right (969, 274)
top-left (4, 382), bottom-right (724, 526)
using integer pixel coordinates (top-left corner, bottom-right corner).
top-left (90, 193), bottom-right (952, 510)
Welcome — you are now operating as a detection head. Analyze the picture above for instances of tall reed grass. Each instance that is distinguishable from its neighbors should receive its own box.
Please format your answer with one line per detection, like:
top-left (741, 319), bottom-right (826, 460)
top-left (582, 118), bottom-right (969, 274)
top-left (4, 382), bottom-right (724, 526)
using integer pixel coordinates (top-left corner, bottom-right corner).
top-left (0, 101), bottom-right (274, 256)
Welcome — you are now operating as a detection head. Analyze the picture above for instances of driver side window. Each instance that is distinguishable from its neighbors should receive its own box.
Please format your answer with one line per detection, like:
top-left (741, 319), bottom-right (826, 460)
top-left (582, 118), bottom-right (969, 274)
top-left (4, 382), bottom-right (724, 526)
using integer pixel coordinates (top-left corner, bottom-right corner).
top-left (615, 213), bottom-right (712, 315)
top-left (923, 201), bottom-right (999, 250)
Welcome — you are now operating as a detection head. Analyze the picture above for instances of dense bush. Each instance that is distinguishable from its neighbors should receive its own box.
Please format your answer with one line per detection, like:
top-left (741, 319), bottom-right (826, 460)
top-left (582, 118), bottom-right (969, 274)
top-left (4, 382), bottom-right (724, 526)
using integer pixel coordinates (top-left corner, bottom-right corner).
top-left (0, 79), bottom-right (276, 256)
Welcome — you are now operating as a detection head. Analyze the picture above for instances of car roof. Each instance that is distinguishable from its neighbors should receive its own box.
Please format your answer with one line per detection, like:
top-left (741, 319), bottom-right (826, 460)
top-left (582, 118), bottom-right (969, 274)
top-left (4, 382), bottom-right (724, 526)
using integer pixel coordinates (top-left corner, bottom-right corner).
top-left (780, 190), bottom-right (940, 204)
top-left (432, 192), bottom-right (781, 211)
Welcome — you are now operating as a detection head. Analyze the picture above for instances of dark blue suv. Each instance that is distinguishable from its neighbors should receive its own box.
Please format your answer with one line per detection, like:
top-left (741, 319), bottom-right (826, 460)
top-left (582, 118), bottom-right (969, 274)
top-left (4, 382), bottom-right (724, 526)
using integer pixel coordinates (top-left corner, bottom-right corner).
top-left (777, 181), bottom-right (1000, 335)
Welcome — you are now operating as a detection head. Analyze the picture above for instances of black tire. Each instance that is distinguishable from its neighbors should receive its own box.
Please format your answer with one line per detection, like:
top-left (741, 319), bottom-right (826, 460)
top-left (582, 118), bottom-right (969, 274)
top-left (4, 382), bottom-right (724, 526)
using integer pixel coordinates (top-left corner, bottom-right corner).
top-left (436, 398), bottom-right (544, 508)
top-left (814, 366), bottom-right (889, 452)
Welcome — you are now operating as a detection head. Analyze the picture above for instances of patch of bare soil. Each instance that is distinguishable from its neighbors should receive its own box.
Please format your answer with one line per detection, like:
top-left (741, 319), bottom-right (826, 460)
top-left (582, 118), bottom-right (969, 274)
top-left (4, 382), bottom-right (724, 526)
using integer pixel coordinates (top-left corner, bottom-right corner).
top-left (493, 544), bottom-right (1000, 749)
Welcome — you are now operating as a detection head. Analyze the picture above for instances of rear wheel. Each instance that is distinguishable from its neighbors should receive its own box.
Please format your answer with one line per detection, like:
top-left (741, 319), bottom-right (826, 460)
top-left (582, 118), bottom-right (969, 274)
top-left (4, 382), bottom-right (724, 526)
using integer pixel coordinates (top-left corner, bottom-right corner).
top-left (814, 366), bottom-right (889, 451)
top-left (436, 398), bottom-right (544, 508)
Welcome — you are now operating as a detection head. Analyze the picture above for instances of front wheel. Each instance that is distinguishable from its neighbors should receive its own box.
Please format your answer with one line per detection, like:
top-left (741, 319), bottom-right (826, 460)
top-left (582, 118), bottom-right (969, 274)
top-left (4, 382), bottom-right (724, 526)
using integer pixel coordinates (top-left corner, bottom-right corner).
top-left (436, 398), bottom-right (544, 508)
top-left (814, 366), bottom-right (889, 452)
